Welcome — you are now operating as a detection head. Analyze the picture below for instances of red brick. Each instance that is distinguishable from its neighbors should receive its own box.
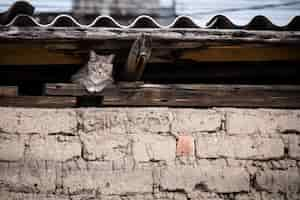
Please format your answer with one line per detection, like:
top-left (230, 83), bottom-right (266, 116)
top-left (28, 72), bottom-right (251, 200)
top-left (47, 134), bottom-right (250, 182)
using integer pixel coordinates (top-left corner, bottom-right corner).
top-left (176, 135), bottom-right (195, 156)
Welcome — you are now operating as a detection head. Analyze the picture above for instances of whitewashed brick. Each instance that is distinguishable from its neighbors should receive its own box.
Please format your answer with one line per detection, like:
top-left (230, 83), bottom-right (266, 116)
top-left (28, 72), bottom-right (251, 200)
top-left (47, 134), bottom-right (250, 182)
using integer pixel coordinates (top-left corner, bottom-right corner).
top-left (27, 135), bottom-right (81, 161)
top-left (196, 136), bottom-right (284, 160)
top-left (63, 169), bottom-right (153, 195)
top-left (80, 108), bottom-right (128, 134)
top-left (287, 135), bottom-right (300, 160)
top-left (0, 161), bottom-right (57, 193)
top-left (0, 134), bottom-right (24, 161)
top-left (171, 109), bottom-right (222, 133)
top-left (255, 169), bottom-right (300, 193)
top-left (0, 108), bottom-right (77, 135)
top-left (132, 134), bottom-right (176, 163)
top-left (80, 133), bottom-right (130, 161)
top-left (160, 166), bottom-right (249, 193)
top-left (0, 192), bottom-right (69, 200)
top-left (226, 109), bottom-right (300, 135)
top-left (127, 108), bottom-right (172, 134)
top-left (80, 108), bottom-right (171, 134)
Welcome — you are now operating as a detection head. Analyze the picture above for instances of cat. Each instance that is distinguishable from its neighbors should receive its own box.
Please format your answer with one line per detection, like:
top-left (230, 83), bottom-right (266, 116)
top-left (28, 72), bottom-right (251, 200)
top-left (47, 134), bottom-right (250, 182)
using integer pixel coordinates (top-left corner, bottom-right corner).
top-left (71, 50), bottom-right (115, 92)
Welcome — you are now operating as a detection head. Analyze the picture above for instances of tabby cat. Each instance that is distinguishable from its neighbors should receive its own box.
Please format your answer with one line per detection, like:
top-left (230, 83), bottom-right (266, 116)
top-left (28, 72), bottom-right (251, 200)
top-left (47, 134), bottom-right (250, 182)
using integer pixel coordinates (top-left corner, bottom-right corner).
top-left (71, 51), bottom-right (115, 92)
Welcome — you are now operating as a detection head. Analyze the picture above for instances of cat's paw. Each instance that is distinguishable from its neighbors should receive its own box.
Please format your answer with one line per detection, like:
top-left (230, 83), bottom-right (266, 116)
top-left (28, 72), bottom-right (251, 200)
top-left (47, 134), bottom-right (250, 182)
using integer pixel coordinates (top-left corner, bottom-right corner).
top-left (86, 86), bottom-right (96, 93)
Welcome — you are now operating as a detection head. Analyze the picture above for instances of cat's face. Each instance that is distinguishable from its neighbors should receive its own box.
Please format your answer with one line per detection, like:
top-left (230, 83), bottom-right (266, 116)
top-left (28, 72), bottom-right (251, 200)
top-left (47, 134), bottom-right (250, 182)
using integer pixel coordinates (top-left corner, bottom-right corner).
top-left (89, 51), bottom-right (114, 76)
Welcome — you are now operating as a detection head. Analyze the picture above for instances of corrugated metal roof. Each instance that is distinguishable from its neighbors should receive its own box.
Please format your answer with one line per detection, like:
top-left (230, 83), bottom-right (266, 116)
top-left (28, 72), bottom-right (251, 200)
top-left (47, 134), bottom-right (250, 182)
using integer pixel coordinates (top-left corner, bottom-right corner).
top-left (1, 1), bottom-right (300, 30)
top-left (1, 1), bottom-right (299, 25)
top-left (3, 14), bottom-right (300, 31)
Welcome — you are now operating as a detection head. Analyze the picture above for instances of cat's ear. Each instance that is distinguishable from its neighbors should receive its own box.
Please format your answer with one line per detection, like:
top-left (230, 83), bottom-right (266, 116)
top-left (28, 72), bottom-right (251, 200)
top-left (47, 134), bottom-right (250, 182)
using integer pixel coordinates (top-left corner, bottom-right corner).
top-left (106, 54), bottom-right (115, 63)
top-left (89, 50), bottom-right (97, 61)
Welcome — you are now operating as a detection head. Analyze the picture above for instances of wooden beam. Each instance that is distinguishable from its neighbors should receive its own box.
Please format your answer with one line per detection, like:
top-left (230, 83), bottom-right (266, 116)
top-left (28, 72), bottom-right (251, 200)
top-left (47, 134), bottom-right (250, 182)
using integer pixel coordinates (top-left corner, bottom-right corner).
top-left (45, 83), bottom-right (300, 108)
top-left (1, 43), bottom-right (299, 66)
top-left (0, 96), bottom-right (76, 108)
top-left (45, 82), bottom-right (143, 96)
top-left (0, 27), bottom-right (300, 44)
top-left (180, 46), bottom-right (300, 62)
top-left (0, 44), bottom-right (85, 65)
top-left (0, 86), bottom-right (18, 96)
top-left (0, 27), bottom-right (300, 65)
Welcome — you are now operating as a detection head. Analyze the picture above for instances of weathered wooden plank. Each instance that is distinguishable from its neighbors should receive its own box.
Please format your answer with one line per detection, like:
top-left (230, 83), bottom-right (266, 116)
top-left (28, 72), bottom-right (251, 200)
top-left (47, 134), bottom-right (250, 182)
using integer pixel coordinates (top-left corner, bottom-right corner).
top-left (0, 27), bottom-right (300, 44)
top-left (0, 44), bottom-right (85, 65)
top-left (1, 43), bottom-right (299, 65)
top-left (0, 65), bottom-right (81, 83)
top-left (46, 82), bottom-right (143, 96)
top-left (0, 96), bottom-right (76, 108)
top-left (0, 86), bottom-right (18, 96)
top-left (45, 83), bottom-right (300, 108)
top-left (180, 46), bottom-right (300, 62)
top-left (1, 27), bottom-right (299, 65)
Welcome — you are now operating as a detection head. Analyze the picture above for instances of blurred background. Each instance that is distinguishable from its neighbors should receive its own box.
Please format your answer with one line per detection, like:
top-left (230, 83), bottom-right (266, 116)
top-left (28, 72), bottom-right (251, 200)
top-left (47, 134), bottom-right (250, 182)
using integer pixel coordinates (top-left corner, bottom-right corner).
top-left (0, 0), bottom-right (299, 25)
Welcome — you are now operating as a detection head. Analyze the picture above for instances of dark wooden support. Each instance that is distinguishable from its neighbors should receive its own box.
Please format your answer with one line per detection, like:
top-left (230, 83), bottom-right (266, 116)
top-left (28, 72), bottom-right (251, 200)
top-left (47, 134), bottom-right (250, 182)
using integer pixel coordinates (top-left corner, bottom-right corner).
top-left (0, 96), bottom-right (76, 108)
top-left (0, 44), bottom-right (86, 65)
top-left (123, 34), bottom-right (152, 80)
top-left (45, 83), bottom-right (300, 108)
top-left (46, 82), bottom-right (143, 96)
top-left (1, 43), bottom-right (299, 66)
top-left (0, 86), bottom-right (18, 97)
top-left (179, 46), bottom-right (300, 62)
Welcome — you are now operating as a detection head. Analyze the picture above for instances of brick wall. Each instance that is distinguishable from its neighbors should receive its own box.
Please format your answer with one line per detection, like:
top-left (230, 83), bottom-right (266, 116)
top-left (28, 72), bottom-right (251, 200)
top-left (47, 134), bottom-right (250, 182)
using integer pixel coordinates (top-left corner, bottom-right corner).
top-left (0, 107), bottom-right (299, 200)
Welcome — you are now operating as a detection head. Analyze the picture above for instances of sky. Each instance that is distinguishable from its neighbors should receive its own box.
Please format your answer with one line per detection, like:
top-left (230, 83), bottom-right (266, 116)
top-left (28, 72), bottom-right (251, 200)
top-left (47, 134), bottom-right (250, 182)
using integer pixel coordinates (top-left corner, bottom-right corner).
top-left (0, 0), bottom-right (299, 25)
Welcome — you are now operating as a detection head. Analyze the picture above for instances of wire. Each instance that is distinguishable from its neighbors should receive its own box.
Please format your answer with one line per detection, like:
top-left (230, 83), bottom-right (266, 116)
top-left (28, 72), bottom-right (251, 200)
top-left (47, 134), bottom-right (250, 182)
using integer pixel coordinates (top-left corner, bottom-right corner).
top-left (176, 1), bottom-right (300, 16)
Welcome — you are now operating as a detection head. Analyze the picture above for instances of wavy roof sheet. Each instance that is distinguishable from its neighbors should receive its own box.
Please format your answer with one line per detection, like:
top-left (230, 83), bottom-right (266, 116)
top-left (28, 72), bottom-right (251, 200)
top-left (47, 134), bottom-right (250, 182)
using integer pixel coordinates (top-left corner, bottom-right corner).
top-left (1, 1), bottom-right (300, 31)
